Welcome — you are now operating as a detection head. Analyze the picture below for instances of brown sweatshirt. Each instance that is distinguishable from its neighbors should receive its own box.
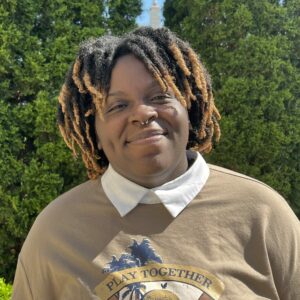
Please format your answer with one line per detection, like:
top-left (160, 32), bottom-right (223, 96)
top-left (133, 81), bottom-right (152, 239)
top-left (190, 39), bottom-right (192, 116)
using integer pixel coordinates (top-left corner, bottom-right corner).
top-left (12, 165), bottom-right (300, 300)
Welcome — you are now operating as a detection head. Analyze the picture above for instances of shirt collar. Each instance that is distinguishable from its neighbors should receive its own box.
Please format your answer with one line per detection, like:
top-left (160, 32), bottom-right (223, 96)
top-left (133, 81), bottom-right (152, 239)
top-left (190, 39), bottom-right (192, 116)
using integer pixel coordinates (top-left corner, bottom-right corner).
top-left (101, 151), bottom-right (209, 218)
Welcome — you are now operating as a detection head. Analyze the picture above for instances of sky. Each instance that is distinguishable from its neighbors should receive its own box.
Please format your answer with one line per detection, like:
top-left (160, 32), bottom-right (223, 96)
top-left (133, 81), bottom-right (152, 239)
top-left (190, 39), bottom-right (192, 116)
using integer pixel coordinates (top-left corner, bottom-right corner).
top-left (136, 0), bottom-right (166, 27)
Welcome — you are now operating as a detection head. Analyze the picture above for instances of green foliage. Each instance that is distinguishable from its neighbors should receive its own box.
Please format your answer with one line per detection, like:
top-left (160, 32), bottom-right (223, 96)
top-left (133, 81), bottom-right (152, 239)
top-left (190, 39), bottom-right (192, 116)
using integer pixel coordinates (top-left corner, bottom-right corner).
top-left (164, 0), bottom-right (300, 217)
top-left (0, 0), bottom-right (142, 282)
top-left (104, 0), bottom-right (142, 35)
top-left (0, 278), bottom-right (12, 300)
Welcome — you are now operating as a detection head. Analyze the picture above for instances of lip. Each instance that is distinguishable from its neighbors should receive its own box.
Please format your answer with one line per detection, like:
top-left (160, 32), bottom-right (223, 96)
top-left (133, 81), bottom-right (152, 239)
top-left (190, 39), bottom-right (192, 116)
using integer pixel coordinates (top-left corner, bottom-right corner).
top-left (126, 129), bottom-right (167, 145)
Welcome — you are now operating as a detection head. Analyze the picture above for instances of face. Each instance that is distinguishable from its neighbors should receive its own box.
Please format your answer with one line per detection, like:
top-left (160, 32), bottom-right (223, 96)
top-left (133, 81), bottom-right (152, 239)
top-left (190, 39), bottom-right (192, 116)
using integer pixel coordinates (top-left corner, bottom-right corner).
top-left (95, 54), bottom-right (189, 188)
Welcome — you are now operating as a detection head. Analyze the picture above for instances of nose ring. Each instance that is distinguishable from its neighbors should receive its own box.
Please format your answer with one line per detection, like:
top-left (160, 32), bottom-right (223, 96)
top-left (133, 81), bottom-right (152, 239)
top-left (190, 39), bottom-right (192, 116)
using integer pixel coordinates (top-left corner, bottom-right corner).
top-left (139, 116), bottom-right (155, 127)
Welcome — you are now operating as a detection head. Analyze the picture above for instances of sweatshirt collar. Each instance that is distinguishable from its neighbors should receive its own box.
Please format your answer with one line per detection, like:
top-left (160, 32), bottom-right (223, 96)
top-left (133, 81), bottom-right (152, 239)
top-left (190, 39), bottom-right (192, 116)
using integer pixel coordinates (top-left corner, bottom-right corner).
top-left (101, 151), bottom-right (209, 218)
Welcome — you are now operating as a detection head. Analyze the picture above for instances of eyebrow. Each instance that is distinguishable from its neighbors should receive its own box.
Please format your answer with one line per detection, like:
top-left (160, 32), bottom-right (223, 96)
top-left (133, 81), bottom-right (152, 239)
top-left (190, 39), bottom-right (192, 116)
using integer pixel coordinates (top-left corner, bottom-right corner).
top-left (106, 90), bottom-right (127, 98)
top-left (107, 80), bottom-right (162, 99)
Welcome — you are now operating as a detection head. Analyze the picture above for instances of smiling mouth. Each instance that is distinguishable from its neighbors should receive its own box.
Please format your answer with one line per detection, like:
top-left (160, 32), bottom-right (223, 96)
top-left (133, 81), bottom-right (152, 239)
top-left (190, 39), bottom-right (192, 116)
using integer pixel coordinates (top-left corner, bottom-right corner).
top-left (126, 130), bottom-right (167, 145)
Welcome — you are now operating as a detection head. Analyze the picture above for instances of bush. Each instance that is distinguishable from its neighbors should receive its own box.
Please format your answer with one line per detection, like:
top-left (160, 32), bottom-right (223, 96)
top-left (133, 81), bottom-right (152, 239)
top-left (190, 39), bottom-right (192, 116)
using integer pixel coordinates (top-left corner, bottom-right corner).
top-left (0, 278), bottom-right (12, 300)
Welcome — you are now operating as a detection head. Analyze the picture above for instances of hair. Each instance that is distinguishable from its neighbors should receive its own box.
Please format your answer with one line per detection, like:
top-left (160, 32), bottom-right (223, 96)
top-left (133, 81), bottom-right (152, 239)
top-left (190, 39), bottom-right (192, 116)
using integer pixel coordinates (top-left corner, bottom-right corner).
top-left (57, 26), bottom-right (221, 179)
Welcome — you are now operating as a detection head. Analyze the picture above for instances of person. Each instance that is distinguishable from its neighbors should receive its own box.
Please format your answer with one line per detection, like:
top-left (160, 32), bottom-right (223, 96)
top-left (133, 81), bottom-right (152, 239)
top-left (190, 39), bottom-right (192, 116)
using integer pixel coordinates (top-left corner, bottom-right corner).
top-left (12, 27), bottom-right (300, 300)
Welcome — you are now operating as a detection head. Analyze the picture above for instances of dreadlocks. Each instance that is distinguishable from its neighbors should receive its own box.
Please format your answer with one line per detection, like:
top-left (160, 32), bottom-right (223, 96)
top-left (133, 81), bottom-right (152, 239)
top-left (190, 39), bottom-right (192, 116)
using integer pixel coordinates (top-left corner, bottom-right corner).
top-left (57, 27), bottom-right (221, 179)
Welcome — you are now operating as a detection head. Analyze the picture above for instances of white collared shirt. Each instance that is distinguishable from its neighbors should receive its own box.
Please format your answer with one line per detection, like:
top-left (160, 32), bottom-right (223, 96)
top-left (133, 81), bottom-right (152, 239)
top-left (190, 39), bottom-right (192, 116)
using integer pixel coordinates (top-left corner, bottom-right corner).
top-left (101, 151), bottom-right (209, 218)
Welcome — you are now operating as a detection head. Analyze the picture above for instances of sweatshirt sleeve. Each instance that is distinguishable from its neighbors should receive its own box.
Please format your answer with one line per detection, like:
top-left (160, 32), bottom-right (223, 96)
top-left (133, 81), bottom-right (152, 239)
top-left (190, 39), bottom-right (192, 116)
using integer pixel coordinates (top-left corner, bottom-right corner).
top-left (278, 215), bottom-right (300, 300)
top-left (266, 193), bottom-right (300, 300)
top-left (12, 257), bottom-right (34, 300)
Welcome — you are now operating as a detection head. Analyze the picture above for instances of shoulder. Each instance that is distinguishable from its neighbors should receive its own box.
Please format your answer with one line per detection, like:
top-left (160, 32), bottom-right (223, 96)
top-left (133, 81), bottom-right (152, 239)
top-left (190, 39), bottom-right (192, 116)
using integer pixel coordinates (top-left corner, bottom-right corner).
top-left (204, 164), bottom-right (300, 247)
top-left (55, 177), bottom-right (104, 203)
top-left (208, 164), bottom-right (284, 199)
top-left (205, 164), bottom-right (298, 222)
top-left (206, 165), bottom-right (300, 296)
top-left (208, 164), bottom-right (277, 191)
top-left (39, 177), bottom-right (106, 217)
top-left (19, 178), bottom-right (108, 253)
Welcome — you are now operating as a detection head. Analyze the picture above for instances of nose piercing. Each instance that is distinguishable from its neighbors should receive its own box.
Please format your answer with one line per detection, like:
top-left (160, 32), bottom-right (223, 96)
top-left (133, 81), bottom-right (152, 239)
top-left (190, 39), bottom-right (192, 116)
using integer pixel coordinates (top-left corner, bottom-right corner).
top-left (139, 116), bottom-right (155, 127)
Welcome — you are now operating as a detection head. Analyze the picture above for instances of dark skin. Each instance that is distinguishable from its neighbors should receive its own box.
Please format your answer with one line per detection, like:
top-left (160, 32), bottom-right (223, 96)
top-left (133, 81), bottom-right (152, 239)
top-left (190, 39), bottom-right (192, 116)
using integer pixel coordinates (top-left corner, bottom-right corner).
top-left (57, 27), bottom-right (221, 179)
top-left (95, 54), bottom-right (189, 188)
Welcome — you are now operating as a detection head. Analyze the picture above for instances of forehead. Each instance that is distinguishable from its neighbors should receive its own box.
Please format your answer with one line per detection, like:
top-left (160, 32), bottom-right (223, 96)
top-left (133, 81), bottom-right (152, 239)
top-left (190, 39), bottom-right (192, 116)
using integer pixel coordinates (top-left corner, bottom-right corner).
top-left (112, 54), bottom-right (150, 76)
top-left (108, 54), bottom-right (161, 92)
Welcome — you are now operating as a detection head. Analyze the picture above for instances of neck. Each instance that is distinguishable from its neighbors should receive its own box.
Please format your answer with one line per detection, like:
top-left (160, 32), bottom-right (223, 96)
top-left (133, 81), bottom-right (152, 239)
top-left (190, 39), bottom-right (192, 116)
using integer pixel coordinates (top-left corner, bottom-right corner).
top-left (112, 152), bottom-right (189, 189)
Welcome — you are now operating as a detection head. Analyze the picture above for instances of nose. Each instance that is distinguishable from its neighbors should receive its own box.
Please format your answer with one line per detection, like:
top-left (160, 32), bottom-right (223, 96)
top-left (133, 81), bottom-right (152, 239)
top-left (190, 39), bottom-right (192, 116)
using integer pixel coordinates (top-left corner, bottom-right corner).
top-left (129, 103), bottom-right (158, 127)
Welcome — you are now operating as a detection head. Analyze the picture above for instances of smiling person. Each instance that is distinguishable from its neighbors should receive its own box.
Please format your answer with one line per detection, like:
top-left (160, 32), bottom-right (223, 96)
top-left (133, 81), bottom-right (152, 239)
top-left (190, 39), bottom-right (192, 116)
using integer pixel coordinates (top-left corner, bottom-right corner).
top-left (95, 54), bottom-right (190, 189)
top-left (12, 27), bottom-right (299, 300)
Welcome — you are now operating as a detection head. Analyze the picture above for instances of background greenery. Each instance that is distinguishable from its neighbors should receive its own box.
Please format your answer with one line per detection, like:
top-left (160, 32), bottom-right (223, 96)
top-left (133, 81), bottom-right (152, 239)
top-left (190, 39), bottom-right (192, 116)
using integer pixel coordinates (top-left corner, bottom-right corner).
top-left (0, 0), bottom-right (142, 283)
top-left (0, 0), bottom-right (299, 285)
top-left (0, 278), bottom-right (12, 300)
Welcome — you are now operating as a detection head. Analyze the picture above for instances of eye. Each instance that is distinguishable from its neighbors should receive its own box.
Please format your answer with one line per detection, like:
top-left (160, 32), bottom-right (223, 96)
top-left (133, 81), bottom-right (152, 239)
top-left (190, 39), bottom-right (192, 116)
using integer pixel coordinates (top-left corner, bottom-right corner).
top-left (150, 93), bottom-right (172, 103)
top-left (105, 102), bottom-right (128, 114)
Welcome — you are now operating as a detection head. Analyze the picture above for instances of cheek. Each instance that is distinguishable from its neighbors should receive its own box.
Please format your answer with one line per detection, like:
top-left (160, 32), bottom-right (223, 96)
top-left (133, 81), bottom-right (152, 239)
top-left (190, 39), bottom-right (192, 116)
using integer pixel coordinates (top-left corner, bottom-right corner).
top-left (161, 105), bottom-right (189, 132)
top-left (177, 110), bottom-right (190, 144)
top-left (175, 107), bottom-right (190, 132)
top-left (94, 117), bottom-right (125, 155)
top-left (94, 116), bottom-right (114, 151)
top-left (94, 119), bottom-right (103, 148)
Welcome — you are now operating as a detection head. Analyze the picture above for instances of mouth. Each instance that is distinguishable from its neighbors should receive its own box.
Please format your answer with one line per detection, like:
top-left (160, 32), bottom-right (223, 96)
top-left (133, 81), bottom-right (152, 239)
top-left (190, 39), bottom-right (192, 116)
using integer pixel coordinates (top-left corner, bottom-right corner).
top-left (126, 129), bottom-right (168, 145)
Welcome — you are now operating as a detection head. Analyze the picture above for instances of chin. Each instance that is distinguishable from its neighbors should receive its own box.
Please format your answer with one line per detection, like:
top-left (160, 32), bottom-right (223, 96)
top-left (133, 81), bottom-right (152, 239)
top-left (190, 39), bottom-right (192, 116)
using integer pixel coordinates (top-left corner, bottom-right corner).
top-left (135, 151), bottom-right (170, 168)
top-left (131, 159), bottom-right (174, 180)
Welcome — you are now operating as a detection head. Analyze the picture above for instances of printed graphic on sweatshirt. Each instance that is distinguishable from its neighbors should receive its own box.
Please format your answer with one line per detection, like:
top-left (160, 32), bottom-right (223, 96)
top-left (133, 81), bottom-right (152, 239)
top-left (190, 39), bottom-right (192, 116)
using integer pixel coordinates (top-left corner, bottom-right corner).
top-left (94, 239), bottom-right (224, 300)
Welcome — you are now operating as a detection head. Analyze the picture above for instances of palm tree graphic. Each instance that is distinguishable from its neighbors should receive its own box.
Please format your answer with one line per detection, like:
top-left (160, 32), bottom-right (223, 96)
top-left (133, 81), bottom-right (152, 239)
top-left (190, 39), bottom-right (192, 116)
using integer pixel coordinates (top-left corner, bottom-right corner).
top-left (121, 283), bottom-right (146, 300)
top-left (104, 239), bottom-right (163, 299)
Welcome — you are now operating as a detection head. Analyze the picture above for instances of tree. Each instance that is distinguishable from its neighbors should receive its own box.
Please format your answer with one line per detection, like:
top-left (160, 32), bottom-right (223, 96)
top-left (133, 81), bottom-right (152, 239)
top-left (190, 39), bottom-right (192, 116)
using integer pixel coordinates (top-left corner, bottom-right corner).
top-left (0, 278), bottom-right (12, 300)
top-left (0, 0), bottom-right (141, 282)
top-left (164, 0), bottom-right (300, 217)
top-left (104, 0), bottom-right (143, 35)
